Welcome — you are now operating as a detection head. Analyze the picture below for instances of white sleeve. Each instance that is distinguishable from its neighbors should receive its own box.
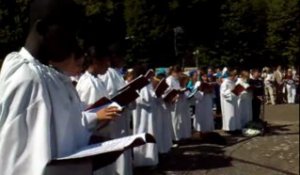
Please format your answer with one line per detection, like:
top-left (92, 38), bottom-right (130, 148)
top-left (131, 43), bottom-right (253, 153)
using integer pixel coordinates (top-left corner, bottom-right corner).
top-left (81, 111), bottom-right (99, 131)
top-left (220, 82), bottom-right (234, 101)
top-left (136, 87), bottom-right (152, 107)
top-left (194, 81), bottom-right (201, 89)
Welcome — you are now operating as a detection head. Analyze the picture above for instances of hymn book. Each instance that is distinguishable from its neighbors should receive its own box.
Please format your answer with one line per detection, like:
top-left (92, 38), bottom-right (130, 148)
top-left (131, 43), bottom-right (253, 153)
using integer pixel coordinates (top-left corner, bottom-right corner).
top-left (144, 69), bottom-right (155, 79)
top-left (198, 82), bottom-right (213, 93)
top-left (154, 78), bottom-right (169, 98)
top-left (85, 86), bottom-right (140, 111)
top-left (44, 133), bottom-right (155, 175)
top-left (163, 89), bottom-right (178, 103)
top-left (118, 75), bottom-right (150, 93)
top-left (111, 87), bottom-right (140, 106)
top-left (232, 84), bottom-right (247, 96)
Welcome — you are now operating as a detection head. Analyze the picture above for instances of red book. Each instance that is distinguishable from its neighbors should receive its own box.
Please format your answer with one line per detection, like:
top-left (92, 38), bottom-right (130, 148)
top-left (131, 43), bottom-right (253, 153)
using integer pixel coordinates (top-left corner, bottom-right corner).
top-left (118, 75), bottom-right (150, 92)
top-left (155, 78), bottom-right (169, 98)
top-left (144, 69), bottom-right (155, 79)
top-left (85, 97), bottom-right (112, 111)
top-left (86, 87), bottom-right (140, 111)
top-left (232, 84), bottom-right (246, 96)
top-left (199, 82), bottom-right (213, 93)
top-left (163, 89), bottom-right (178, 103)
top-left (111, 87), bottom-right (140, 106)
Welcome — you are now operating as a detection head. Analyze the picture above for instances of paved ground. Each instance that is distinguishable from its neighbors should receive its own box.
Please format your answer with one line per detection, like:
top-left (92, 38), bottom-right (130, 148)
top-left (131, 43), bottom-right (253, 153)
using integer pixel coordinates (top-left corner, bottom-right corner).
top-left (134, 104), bottom-right (299, 175)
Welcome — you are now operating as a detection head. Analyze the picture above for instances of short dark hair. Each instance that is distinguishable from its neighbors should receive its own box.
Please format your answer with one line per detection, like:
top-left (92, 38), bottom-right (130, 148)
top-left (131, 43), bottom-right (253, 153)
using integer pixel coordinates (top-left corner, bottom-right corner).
top-left (252, 68), bottom-right (260, 73)
top-left (82, 44), bottom-right (111, 69)
top-left (228, 68), bottom-right (237, 77)
top-left (169, 65), bottom-right (182, 75)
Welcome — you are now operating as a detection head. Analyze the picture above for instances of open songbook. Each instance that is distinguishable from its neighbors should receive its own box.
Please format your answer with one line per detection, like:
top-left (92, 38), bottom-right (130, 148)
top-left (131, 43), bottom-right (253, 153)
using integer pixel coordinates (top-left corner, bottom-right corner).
top-left (85, 97), bottom-right (112, 111)
top-left (163, 89), bottom-right (178, 102)
top-left (118, 69), bottom-right (154, 93)
top-left (231, 84), bottom-right (251, 96)
top-left (144, 69), bottom-right (155, 79)
top-left (44, 133), bottom-right (155, 175)
top-left (198, 82), bottom-right (213, 93)
top-left (57, 133), bottom-right (155, 160)
top-left (111, 86), bottom-right (140, 106)
top-left (154, 78), bottom-right (169, 98)
top-left (118, 75), bottom-right (150, 92)
top-left (85, 87), bottom-right (139, 111)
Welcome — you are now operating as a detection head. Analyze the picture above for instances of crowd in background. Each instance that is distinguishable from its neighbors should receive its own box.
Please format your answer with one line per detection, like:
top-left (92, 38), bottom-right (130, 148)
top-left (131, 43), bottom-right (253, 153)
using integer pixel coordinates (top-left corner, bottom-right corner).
top-left (72, 61), bottom-right (300, 173)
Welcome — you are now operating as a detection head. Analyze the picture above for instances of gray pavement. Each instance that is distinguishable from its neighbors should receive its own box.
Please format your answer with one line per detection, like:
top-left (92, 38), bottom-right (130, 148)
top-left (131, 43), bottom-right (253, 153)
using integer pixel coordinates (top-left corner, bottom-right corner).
top-left (134, 104), bottom-right (299, 175)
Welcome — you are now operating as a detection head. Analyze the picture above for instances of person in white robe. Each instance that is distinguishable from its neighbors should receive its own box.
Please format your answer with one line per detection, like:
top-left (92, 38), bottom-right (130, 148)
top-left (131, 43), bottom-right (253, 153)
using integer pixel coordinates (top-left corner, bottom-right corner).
top-left (236, 71), bottom-right (253, 127)
top-left (166, 65), bottom-right (186, 142)
top-left (220, 70), bottom-right (241, 131)
top-left (132, 82), bottom-right (159, 167)
top-left (98, 49), bottom-right (133, 175)
top-left (152, 69), bottom-right (173, 154)
top-left (193, 74), bottom-right (215, 133)
top-left (0, 2), bottom-right (120, 174)
top-left (76, 48), bottom-right (110, 106)
top-left (76, 45), bottom-right (120, 175)
top-left (178, 74), bottom-right (192, 139)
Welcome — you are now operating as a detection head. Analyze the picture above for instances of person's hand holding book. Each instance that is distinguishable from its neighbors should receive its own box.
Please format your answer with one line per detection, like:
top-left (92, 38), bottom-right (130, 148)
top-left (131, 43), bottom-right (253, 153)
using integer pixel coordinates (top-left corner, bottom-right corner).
top-left (96, 106), bottom-right (121, 121)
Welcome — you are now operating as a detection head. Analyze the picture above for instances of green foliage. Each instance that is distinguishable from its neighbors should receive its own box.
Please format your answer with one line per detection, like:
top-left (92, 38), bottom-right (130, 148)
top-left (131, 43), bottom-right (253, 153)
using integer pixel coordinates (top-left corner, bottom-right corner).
top-left (265, 0), bottom-right (300, 66)
top-left (0, 0), bottom-right (299, 68)
top-left (0, 0), bottom-right (30, 58)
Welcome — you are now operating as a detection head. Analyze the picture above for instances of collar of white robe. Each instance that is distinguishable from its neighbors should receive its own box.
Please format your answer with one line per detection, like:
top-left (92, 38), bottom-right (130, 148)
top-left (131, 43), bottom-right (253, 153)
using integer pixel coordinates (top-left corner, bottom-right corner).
top-left (19, 47), bottom-right (35, 62)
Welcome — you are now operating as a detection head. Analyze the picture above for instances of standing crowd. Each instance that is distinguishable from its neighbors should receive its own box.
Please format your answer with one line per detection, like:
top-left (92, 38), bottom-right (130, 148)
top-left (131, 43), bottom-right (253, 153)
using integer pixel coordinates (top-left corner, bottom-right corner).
top-left (73, 63), bottom-right (299, 173)
top-left (0, 0), bottom-right (299, 175)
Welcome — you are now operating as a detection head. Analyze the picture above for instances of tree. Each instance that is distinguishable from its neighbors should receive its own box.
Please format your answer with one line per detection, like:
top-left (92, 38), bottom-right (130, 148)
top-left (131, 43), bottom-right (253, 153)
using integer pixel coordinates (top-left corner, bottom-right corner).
top-left (124, 0), bottom-right (173, 67)
top-left (218, 0), bottom-right (268, 68)
top-left (0, 0), bottom-right (299, 68)
top-left (0, 0), bottom-right (31, 59)
top-left (265, 0), bottom-right (300, 66)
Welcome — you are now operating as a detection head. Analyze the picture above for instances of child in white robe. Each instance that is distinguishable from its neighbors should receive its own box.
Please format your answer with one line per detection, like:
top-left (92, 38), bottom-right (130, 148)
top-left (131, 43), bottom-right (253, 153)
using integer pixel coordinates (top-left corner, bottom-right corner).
top-left (153, 69), bottom-right (173, 154)
top-left (76, 46), bottom-right (121, 175)
top-left (98, 52), bottom-right (133, 175)
top-left (178, 74), bottom-right (192, 139)
top-left (132, 82), bottom-right (159, 167)
top-left (166, 65), bottom-right (185, 141)
top-left (220, 70), bottom-right (241, 131)
top-left (76, 48), bottom-right (110, 106)
top-left (194, 74), bottom-right (215, 133)
top-left (236, 71), bottom-right (253, 127)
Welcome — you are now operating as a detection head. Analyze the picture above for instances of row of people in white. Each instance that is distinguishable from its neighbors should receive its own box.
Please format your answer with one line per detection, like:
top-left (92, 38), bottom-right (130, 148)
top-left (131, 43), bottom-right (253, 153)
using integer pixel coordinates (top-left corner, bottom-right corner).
top-left (74, 65), bottom-right (255, 172)
top-left (76, 67), bottom-right (175, 170)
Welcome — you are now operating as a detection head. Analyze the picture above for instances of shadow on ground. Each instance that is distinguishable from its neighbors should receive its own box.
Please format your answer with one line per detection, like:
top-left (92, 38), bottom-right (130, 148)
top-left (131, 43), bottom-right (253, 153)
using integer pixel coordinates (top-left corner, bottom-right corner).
top-left (264, 123), bottom-right (299, 136)
top-left (134, 135), bottom-right (233, 175)
top-left (134, 122), bottom-right (299, 175)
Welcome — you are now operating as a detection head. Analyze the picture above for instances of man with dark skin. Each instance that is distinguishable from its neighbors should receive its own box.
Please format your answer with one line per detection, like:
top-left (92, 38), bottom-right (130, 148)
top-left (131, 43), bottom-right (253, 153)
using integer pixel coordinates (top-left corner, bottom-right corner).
top-left (0, 0), bottom-right (120, 175)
